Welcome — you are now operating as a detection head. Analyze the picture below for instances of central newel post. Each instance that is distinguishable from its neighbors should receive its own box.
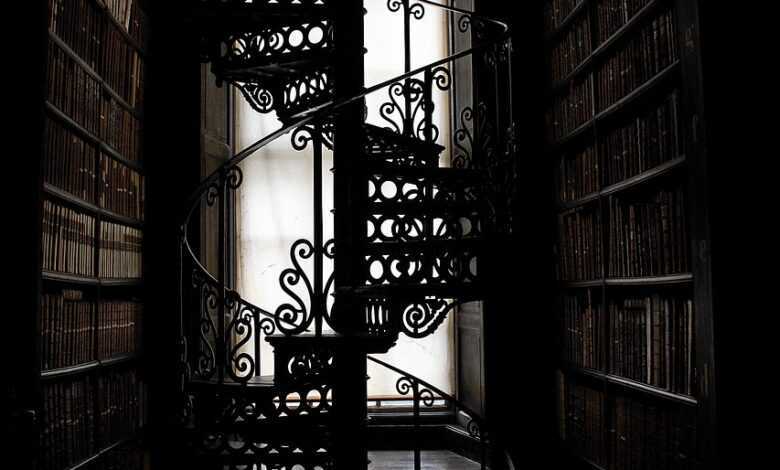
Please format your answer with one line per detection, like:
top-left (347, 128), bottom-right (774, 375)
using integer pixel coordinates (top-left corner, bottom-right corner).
top-left (330, 0), bottom-right (372, 468)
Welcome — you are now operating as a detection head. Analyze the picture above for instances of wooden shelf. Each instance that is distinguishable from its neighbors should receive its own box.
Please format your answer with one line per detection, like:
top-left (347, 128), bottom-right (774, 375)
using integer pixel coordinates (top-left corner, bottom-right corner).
top-left (48, 32), bottom-right (142, 120)
top-left (90, 0), bottom-right (147, 56)
top-left (42, 271), bottom-right (142, 288)
top-left (559, 273), bottom-right (693, 288)
top-left (600, 156), bottom-right (687, 197)
top-left (604, 273), bottom-right (693, 286)
top-left (561, 364), bottom-right (698, 406)
top-left (43, 183), bottom-right (144, 228)
top-left (544, 0), bottom-right (590, 42)
top-left (558, 279), bottom-right (604, 289)
top-left (595, 61), bottom-right (681, 123)
top-left (547, 120), bottom-right (595, 154)
top-left (65, 436), bottom-right (136, 470)
top-left (45, 101), bottom-right (144, 173)
top-left (559, 157), bottom-right (686, 211)
top-left (41, 354), bottom-right (137, 381)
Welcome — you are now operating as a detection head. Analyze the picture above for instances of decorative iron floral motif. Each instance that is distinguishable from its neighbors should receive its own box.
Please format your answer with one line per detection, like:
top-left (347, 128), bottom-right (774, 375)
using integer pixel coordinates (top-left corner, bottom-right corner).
top-left (379, 67), bottom-right (451, 142)
top-left (192, 269), bottom-right (219, 380)
top-left (452, 103), bottom-right (497, 170)
top-left (399, 297), bottom-right (459, 338)
top-left (387, 0), bottom-right (426, 20)
top-left (275, 239), bottom-right (336, 335)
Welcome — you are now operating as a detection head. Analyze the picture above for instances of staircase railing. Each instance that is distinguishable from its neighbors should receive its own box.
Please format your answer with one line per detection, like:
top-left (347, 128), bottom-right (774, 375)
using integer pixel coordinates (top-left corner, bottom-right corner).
top-left (179, 0), bottom-right (514, 385)
top-left (367, 355), bottom-right (489, 470)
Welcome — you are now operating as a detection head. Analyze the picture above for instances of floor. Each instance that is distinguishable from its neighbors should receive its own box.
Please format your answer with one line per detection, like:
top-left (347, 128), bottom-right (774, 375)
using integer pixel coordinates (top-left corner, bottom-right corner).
top-left (368, 451), bottom-right (481, 470)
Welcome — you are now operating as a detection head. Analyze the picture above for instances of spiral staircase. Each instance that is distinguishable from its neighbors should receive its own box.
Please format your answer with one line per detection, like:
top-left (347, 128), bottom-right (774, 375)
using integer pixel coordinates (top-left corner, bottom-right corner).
top-left (178, 1), bottom-right (516, 468)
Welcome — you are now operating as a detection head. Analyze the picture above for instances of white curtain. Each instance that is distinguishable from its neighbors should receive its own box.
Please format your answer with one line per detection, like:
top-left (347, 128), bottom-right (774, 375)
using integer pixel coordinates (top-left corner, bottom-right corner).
top-left (235, 0), bottom-right (454, 396)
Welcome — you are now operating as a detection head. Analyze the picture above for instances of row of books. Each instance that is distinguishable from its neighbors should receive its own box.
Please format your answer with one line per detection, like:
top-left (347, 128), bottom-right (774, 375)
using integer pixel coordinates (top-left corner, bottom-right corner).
top-left (612, 394), bottom-right (697, 469)
top-left (102, 97), bottom-right (143, 164)
top-left (546, 76), bottom-right (593, 143)
top-left (557, 90), bottom-right (682, 202)
top-left (98, 300), bottom-right (141, 360)
top-left (557, 376), bottom-right (698, 469)
top-left (561, 289), bottom-right (601, 370)
top-left (48, 39), bottom-right (144, 163)
top-left (601, 90), bottom-right (681, 185)
top-left (596, 9), bottom-right (679, 111)
top-left (45, 117), bottom-right (145, 219)
top-left (38, 370), bottom-right (142, 470)
top-left (101, 155), bottom-right (145, 221)
top-left (48, 0), bottom-right (145, 109)
top-left (609, 294), bottom-right (694, 395)
top-left (39, 377), bottom-right (95, 470)
top-left (99, 222), bottom-right (143, 279)
top-left (82, 444), bottom-right (145, 470)
top-left (42, 200), bottom-right (96, 277)
top-left (550, 15), bottom-right (592, 83)
top-left (44, 117), bottom-right (97, 204)
top-left (97, 370), bottom-right (142, 444)
top-left (41, 290), bottom-right (94, 371)
top-left (557, 208), bottom-right (603, 281)
top-left (544, 0), bottom-right (585, 34)
top-left (607, 187), bottom-right (689, 278)
top-left (558, 146), bottom-right (599, 203)
top-left (40, 290), bottom-right (140, 371)
top-left (105, 0), bottom-right (134, 29)
top-left (47, 40), bottom-right (102, 136)
top-left (558, 376), bottom-right (608, 467)
top-left (127, 1), bottom-right (149, 49)
top-left (595, 0), bottom-right (652, 44)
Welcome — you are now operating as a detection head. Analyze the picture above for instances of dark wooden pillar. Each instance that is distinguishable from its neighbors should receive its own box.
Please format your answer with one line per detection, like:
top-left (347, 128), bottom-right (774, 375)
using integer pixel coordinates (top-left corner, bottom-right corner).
top-left (7, 2), bottom-right (49, 468)
top-left (143, 1), bottom-right (203, 466)
top-left (473, 2), bottom-right (553, 468)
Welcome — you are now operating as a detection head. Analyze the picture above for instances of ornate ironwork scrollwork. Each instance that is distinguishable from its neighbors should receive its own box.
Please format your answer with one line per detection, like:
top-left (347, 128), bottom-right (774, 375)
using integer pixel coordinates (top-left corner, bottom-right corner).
top-left (287, 349), bottom-right (335, 383)
top-left (234, 81), bottom-right (275, 114)
top-left (400, 297), bottom-right (458, 338)
top-left (276, 239), bottom-right (316, 335)
top-left (274, 238), bottom-right (336, 334)
top-left (452, 102), bottom-right (496, 170)
top-left (387, 0), bottom-right (425, 20)
top-left (409, 2), bottom-right (426, 20)
top-left (192, 269), bottom-right (219, 380)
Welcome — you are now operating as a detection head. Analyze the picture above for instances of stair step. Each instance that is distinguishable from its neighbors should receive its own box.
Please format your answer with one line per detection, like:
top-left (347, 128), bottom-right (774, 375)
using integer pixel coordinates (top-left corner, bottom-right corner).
top-left (367, 165), bottom-right (480, 179)
top-left (363, 238), bottom-right (484, 254)
top-left (353, 284), bottom-right (483, 300)
top-left (268, 332), bottom-right (397, 354)
top-left (366, 201), bottom-right (483, 216)
top-left (363, 124), bottom-right (445, 155)
top-left (190, 6), bottom-right (329, 28)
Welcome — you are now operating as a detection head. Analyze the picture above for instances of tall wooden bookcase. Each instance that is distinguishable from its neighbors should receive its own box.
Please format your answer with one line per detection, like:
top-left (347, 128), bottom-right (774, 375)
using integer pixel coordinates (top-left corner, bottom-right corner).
top-left (29, 1), bottom-right (150, 469)
top-left (544, 0), bottom-right (715, 468)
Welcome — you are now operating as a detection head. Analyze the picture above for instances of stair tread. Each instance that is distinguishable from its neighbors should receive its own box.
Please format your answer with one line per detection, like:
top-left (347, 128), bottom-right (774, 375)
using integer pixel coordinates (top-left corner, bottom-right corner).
top-left (189, 374), bottom-right (276, 388)
top-left (367, 165), bottom-right (482, 179)
top-left (267, 332), bottom-right (397, 353)
top-left (364, 238), bottom-right (484, 250)
top-left (363, 124), bottom-right (445, 155)
top-left (353, 284), bottom-right (483, 298)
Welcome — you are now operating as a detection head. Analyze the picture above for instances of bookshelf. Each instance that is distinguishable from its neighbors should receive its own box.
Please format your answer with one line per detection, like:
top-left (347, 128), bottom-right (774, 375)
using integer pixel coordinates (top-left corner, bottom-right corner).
top-left (546, 0), bottom-right (714, 468)
top-left (34, 1), bottom-right (149, 469)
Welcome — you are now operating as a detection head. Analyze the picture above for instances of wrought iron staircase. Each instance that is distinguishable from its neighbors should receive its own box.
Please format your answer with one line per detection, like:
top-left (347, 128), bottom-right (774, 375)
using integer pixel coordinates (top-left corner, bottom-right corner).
top-left (178, 1), bottom-right (516, 468)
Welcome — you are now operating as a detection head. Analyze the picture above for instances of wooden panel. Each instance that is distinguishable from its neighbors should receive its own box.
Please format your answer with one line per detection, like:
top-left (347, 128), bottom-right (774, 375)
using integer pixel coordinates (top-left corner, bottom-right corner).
top-left (457, 301), bottom-right (484, 415)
